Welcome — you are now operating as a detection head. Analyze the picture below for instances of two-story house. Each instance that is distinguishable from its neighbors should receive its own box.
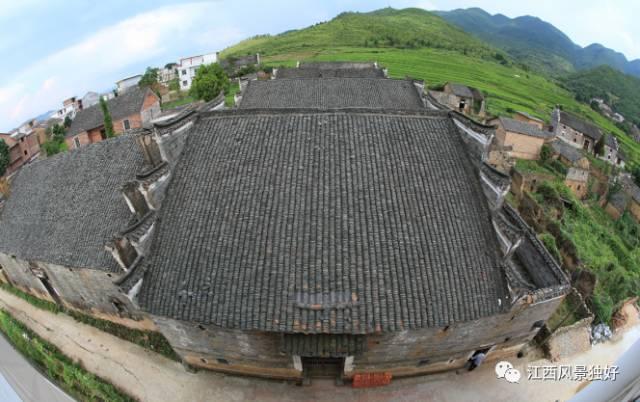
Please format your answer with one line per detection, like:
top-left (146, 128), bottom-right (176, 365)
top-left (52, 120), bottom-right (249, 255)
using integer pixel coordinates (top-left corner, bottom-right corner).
top-left (66, 87), bottom-right (160, 150)
top-left (551, 108), bottom-right (602, 154)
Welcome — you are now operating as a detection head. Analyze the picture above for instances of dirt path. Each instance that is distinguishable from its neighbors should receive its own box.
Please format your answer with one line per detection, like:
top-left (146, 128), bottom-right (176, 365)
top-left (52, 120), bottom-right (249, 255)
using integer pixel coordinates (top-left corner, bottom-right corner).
top-left (1, 288), bottom-right (638, 402)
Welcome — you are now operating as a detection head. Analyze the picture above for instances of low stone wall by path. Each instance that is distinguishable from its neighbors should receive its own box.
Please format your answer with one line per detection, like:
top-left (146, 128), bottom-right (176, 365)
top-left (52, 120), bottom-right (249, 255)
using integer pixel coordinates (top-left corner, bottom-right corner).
top-left (547, 316), bottom-right (593, 361)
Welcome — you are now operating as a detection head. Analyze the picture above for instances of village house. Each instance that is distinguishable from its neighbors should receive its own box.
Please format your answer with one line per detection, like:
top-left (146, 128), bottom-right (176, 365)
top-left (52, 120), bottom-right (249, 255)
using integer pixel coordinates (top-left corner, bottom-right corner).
top-left (52, 96), bottom-right (83, 120)
top-left (81, 91), bottom-right (101, 108)
top-left (178, 52), bottom-right (218, 91)
top-left (549, 139), bottom-right (590, 170)
top-left (116, 74), bottom-right (143, 94)
top-left (600, 134), bottom-right (625, 168)
top-left (564, 168), bottom-right (589, 199)
top-left (513, 111), bottom-right (546, 130)
top-left (159, 64), bottom-right (178, 85)
top-left (510, 169), bottom-right (555, 200)
top-left (605, 176), bottom-right (640, 222)
top-left (0, 64), bottom-right (570, 383)
top-left (66, 86), bottom-right (160, 150)
top-left (489, 116), bottom-right (554, 160)
top-left (440, 82), bottom-right (485, 117)
top-left (551, 108), bottom-right (602, 154)
top-left (218, 52), bottom-right (260, 75)
top-left (0, 130), bottom-right (40, 177)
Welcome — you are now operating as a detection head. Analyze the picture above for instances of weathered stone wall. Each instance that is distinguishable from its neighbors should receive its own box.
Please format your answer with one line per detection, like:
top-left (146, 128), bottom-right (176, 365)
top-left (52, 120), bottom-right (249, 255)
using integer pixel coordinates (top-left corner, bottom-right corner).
top-left (153, 294), bottom-right (564, 379)
top-left (502, 131), bottom-right (545, 160)
top-left (555, 125), bottom-right (593, 153)
top-left (0, 252), bottom-right (155, 331)
top-left (153, 315), bottom-right (301, 379)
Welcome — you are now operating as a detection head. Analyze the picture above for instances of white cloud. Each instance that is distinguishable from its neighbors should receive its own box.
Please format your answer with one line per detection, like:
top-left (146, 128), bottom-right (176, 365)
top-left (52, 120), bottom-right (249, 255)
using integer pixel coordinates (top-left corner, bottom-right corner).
top-left (0, 2), bottom-right (246, 130)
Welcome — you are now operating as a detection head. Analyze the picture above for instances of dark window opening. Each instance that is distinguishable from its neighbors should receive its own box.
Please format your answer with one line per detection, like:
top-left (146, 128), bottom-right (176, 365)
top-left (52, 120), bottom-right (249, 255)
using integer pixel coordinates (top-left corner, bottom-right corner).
top-left (442, 325), bottom-right (450, 332)
top-left (418, 359), bottom-right (430, 367)
top-left (504, 337), bottom-right (511, 343)
top-left (198, 324), bottom-right (206, 331)
top-left (112, 298), bottom-right (128, 314)
top-left (200, 358), bottom-right (207, 364)
top-left (100, 129), bottom-right (106, 140)
top-left (123, 119), bottom-right (131, 130)
top-left (216, 358), bottom-right (229, 365)
top-left (23, 150), bottom-right (27, 155)
top-left (39, 277), bottom-right (61, 304)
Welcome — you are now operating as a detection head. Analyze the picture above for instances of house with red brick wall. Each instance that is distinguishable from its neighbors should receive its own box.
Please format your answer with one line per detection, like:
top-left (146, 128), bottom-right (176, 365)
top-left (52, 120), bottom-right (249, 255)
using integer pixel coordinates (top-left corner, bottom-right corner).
top-left (66, 87), bottom-right (160, 150)
top-left (0, 131), bottom-right (40, 177)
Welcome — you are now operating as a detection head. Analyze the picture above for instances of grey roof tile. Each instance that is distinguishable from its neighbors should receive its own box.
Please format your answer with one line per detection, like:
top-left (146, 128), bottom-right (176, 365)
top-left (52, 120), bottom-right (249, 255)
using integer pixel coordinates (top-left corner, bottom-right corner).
top-left (68, 87), bottom-right (153, 137)
top-left (498, 117), bottom-right (553, 139)
top-left (137, 110), bottom-right (509, 334)
top-left (240, 78), bottom-right (424, 110)
top-left (0, 135), bottom-right (145, 272)
top-left (558, 111), bottom-right (603, 141)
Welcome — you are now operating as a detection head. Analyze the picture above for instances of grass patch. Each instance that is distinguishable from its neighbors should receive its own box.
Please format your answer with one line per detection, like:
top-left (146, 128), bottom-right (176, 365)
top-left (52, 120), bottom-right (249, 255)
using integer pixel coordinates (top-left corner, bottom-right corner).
top-left (530, 181), bottom-right (640, 323)
top-left (225, 81), bottom-right (240, 107)
top-left (161, 95), bottom-right (195, 111)
top-left (546, 297), bottom-right (582, 331)
top-left (0, 282), bottom-right (179, 361)
top-left (0, 309), bottom-right (135, 402)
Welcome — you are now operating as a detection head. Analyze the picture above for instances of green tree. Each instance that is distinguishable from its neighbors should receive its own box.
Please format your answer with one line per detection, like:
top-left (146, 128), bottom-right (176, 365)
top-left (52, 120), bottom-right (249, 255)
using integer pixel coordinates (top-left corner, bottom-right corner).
top-left (100, 97), bottom-right (115, 138)
top-left (540, 144), bottom-right (552, 162)
top-left (138, 67), bottom-right (159, 88)
top-left (0, 139), bottom-right (9, 176)
top-left (189, 63), bottom-right (229, 102)
top-left (42, 124), bottom-right (68, 156)
top-left (632, 165), bottom-right (640, 187)
top-left (168, 78), bottom-right (180, 92)
top-left (63, 115), bottom-right (72, 128)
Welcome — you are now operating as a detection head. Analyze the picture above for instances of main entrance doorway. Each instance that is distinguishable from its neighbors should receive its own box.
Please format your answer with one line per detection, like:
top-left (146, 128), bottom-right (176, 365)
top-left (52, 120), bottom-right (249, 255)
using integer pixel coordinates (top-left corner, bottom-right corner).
top-left (302, 357), bottom-right (344, 384)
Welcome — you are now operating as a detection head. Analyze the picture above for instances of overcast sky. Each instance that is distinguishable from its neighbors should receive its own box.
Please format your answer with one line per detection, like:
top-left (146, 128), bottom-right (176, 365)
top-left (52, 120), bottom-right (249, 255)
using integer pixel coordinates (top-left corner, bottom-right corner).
top-left (1, 0), bottom-right (638, 131)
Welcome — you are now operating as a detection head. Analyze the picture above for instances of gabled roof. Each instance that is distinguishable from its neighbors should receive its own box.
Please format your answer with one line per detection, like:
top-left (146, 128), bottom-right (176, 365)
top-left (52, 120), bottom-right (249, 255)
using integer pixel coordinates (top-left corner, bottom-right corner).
top-left (240, 78), bottom-right (424, 110)
top-left (0, 135), bottom-right (144, 272)
top-left (550, 139), bottom-right (584, 163)
top-left (515, 111), bottom-right (544, 124)
top-left (558, 110), bottom-right (602, 141)
top-left (604, 134), bottom-right (619, 150)
top-left (277, 62), bottom-right (385, 79)
top-left (497, 117), bottom-right (553, 139)
top-left (566, 168), bottom-right (588, 182)
top-left (67, 87), bottom-right (154, 137)
top-left (138, 109), bottom-right (511, 334)
top-left (447, 83), bottom-right (473, 98)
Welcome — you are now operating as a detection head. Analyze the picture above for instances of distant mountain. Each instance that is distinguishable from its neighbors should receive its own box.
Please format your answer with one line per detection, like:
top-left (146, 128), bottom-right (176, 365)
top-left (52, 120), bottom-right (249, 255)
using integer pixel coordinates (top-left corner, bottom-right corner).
top-left (34, 110), bottom-right (56, 122)
top-left (222, 7), bottom-right (499, 59)
top-left (562, 65), bottom-right (640, 126)
top-left (435, 8), bottom-right (640, 78)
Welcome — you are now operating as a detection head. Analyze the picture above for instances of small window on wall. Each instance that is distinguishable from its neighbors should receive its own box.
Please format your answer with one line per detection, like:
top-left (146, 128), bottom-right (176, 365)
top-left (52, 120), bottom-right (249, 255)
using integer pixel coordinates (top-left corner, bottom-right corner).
top-left (123, 119), bottom-right (131, 130)
top-left (74, 137), bottom-right (81, 148)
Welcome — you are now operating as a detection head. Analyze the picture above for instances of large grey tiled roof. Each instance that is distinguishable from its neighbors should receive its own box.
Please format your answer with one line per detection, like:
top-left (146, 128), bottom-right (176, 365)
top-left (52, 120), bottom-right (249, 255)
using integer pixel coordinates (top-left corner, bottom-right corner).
top-left (497, 117), bottom-right (553, 139)
top-left (0, 135), bottom-right (144, 272)
top-left (239, 78), bottom-right (424, 110)
top-left (138, 110), bottom-right (509, 334)
top-left (68, 87), bottom-right (153, 137)
top-left (277, 67), bottom-right (385, 79)
top-left (558, 111), bottom-right (602, 141)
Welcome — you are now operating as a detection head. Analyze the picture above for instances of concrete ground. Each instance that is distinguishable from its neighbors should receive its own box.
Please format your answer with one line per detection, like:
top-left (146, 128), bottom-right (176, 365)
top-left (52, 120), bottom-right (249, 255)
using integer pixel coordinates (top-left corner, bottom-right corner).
top-left (0, 288), bottom-right (638, 402)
